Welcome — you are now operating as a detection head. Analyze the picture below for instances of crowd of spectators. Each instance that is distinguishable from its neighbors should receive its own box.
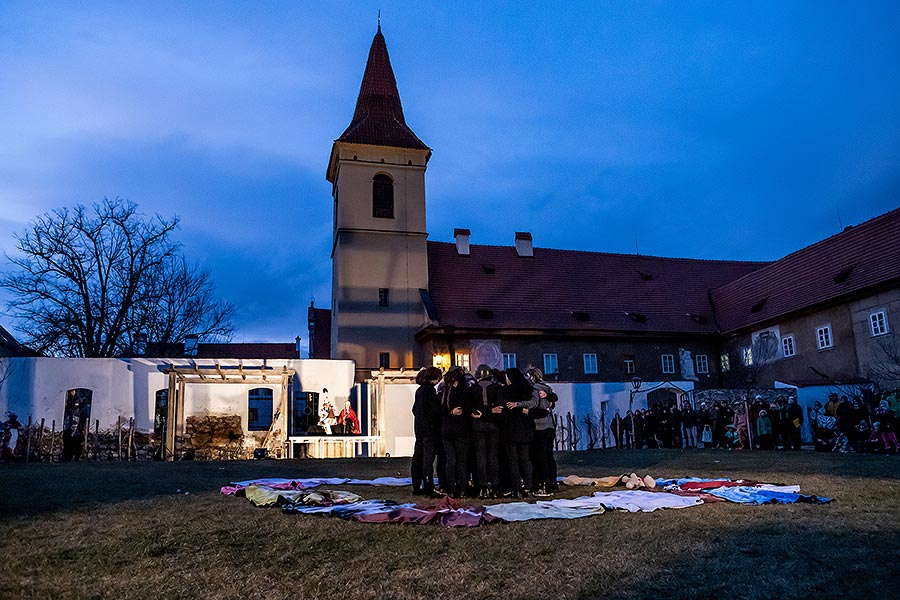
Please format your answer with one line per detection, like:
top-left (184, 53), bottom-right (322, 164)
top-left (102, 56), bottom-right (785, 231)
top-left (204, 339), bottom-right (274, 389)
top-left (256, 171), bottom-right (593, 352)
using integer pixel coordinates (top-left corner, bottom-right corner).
top-left (608, 391), bottom-right (899, 454)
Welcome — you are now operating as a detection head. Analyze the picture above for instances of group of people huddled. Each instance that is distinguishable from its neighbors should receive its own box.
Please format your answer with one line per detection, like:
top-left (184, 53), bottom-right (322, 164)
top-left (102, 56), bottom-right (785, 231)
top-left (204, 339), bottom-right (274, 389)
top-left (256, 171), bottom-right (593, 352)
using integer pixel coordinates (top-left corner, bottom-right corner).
top-left (411, 364), bottom-right (558, 499)
top-left (810, 392), bottom-right (899, 454)
top-left (609, 395), bottom-right (807, 451)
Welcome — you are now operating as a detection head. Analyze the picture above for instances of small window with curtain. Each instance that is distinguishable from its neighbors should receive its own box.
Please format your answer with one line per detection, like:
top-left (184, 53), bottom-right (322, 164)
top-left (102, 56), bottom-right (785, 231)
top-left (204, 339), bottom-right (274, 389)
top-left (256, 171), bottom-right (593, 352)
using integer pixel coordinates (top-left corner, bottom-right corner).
top-left (372, 174), bottom-right (394, 219)
top-left (503, 353), bottom-right (517, 369)
top-left (583, 353), bottom-right (598, 374)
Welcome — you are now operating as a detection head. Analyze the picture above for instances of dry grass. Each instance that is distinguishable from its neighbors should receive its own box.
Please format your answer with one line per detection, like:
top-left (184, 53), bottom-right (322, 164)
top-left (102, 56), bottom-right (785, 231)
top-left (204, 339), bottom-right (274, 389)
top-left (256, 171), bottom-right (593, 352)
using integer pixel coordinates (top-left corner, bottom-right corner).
top-left (2, 450), bottom-right (899, 600)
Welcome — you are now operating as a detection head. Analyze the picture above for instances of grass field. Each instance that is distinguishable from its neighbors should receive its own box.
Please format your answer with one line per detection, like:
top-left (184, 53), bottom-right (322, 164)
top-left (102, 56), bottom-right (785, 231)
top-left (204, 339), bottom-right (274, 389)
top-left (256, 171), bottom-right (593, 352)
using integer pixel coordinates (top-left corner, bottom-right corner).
top-left (1, 450), bottom-right (899, 600)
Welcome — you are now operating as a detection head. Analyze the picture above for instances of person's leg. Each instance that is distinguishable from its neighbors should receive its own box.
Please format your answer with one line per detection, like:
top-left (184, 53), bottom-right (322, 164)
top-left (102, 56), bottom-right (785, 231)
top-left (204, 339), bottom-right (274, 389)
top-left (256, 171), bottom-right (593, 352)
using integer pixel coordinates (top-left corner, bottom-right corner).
top-left (422, 436), bottom-right (436, 494)
top-left (518, 443), bottom-right (533, 492)
top-left (454, 436), bottom-right (470, 496)
top-left (505, 442), bottom-right (521, 493)
top-left (443, 433), bottom-right (458, 495)
top-left (530, 436), bottom-right (547, 491)
top-left (411, 438), bottom-right (424, 493)
top-left (473, 426), bottom-right (487, 489)
top-left (485, 426), bottom-right (500, 494)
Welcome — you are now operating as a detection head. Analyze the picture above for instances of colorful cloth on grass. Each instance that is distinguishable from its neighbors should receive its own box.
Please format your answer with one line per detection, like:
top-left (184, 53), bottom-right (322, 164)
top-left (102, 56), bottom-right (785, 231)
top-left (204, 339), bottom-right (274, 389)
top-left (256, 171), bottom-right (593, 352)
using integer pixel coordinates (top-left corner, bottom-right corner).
top-left (244, 485), bottom-right (362, 507)
top-left (705, 485), bottom-right (832, 505)
top-left (281, 496), bottom-right (498, 527)
top-left (222, 473), bottom-right (831, 526)
top-left (223, 476), bottom-right (416, 495)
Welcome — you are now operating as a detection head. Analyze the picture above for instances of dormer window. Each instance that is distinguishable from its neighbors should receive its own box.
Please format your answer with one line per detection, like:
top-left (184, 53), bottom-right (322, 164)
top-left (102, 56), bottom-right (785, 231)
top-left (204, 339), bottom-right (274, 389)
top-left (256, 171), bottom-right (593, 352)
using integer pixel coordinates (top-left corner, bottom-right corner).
top-left (372, 174), bottom-right (394, 219)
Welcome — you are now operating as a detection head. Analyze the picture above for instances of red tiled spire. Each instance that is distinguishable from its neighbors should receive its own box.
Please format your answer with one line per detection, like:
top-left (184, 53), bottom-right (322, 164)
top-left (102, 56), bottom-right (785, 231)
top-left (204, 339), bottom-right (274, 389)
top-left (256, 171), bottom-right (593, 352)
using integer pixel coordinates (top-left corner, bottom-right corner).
top-left (337, 27), bottom-right (429, 150)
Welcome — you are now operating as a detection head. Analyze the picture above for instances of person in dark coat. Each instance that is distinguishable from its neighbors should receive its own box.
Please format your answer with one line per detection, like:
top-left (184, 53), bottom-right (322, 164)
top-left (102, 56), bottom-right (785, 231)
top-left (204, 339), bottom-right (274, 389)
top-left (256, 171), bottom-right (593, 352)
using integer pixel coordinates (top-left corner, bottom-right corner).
top-left (411, 366), bottom-right (443, 496)
top-left (60, 420), bottom-right (85, 462)
top-left (610, 412), bottom-right (624, 449)
top-left (681, 402), bottom-right (698, 448)
top-left (786, 396), bottom-right (804, 450)
top-left (526, 367), bottom-right (557, 497)
top-left (468, 364), bottom-right (504, 498)
top-left (502, 368), bottom-right (538, 497)
top-left (440, 368), bottom-right (472, 498)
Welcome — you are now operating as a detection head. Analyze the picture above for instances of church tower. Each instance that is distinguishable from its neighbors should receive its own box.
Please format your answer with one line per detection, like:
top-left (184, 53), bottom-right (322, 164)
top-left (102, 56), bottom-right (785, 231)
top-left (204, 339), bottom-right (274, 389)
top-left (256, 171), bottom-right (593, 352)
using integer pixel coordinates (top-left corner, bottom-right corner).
top-left (326, 26), bottom-right (431, 375)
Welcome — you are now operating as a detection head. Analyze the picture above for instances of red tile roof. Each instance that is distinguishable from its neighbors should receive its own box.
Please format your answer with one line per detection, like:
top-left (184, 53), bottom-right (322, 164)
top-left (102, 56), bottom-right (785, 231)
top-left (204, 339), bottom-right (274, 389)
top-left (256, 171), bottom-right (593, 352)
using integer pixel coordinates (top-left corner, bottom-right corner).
top-left (426, 242), bottom-right (767, 334)
top-left (336, 28), bottom-right (429, 151)
top-left (711, 207), bottom-right (900, 334)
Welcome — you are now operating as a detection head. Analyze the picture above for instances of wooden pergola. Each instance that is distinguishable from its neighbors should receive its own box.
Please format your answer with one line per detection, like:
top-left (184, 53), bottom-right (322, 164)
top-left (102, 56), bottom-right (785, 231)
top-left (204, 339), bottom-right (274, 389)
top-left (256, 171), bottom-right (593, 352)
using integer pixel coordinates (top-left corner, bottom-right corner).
top-left (162, 361), bottom-right (293, 461)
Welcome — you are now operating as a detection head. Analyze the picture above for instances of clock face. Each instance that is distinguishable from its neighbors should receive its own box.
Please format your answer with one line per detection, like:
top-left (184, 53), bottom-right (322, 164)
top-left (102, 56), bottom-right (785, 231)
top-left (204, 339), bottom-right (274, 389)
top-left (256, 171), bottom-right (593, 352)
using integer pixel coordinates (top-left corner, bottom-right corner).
top-left (471, 341), bottom-right (502, 370)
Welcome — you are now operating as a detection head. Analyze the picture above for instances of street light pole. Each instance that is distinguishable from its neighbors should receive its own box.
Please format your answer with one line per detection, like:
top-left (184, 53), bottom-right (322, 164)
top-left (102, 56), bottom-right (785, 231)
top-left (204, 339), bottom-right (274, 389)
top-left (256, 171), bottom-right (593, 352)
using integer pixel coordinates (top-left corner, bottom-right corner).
top-left (629, 376), bottom-right (642, 449)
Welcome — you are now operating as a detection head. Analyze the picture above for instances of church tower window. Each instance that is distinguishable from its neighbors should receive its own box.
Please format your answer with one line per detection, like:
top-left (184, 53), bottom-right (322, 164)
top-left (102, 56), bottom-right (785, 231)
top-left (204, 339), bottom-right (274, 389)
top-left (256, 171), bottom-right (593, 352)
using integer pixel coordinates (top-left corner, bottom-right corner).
top-left (372, 174), bottom-right (394, 219)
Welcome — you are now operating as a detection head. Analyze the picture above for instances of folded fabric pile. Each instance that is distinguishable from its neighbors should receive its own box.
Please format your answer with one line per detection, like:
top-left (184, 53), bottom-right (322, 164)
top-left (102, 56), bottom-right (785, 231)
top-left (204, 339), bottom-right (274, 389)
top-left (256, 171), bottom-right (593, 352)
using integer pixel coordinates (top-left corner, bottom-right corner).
top-left (560, 472), bottom-right (657, 489)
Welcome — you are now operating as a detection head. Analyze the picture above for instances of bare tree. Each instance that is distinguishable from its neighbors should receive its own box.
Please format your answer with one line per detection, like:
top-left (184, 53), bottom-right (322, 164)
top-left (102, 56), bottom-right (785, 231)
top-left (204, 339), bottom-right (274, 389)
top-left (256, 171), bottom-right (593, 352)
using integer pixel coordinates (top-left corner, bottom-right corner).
top-left (724, 331), bottom-right (780, 397)
top-left (2, 198), bottom-right (234, 357)
top-left (868, 336), bottom-right (900, 391)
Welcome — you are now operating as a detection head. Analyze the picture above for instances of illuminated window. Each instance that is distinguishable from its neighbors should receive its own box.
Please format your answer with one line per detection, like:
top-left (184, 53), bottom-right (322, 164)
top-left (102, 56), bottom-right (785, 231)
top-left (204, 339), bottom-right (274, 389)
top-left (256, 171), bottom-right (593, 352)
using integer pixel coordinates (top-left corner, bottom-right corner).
top-left (741, 346), bottom-right (753, 366)
top-left (624, 356), bottom-right (635, 374)
top-left (502, 353), bottom-right (517, 369)
top-left (721, 354), bottom-right (731, 372)
top-left (455, 353), bottom-right (470, 370)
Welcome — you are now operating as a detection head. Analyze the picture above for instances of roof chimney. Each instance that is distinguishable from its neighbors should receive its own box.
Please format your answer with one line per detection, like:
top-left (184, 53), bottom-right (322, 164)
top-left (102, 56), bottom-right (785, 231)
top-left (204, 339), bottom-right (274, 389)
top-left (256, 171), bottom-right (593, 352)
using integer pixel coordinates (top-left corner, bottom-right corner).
top-left (454, 228), bottom-right (471, 256)
top-left (184, 334), bottom-right (199, 357)
top-left (515, 232), bottom-right (533, 257)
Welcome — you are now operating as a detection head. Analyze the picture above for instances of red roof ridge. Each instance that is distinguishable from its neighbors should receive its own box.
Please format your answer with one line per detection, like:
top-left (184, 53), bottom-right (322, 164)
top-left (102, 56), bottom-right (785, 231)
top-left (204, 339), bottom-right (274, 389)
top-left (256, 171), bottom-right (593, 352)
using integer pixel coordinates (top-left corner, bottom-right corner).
top-left (426, 239), bottom-right (770, 266)
top-left (712, 205), bottom-right (900, 293)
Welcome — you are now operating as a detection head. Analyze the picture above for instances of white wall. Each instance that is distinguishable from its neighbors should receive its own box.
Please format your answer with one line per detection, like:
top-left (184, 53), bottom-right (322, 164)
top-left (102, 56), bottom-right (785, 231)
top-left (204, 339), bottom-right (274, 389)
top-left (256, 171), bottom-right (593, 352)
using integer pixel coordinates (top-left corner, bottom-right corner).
top-left (0, 357), bottom-right (356, 434)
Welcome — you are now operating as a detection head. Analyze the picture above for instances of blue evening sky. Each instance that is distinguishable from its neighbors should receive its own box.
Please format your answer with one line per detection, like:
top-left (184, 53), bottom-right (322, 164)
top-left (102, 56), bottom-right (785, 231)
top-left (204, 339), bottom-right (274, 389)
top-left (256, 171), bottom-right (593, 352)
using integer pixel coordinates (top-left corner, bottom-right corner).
top-left (1, 1), bottom-right (899, 349)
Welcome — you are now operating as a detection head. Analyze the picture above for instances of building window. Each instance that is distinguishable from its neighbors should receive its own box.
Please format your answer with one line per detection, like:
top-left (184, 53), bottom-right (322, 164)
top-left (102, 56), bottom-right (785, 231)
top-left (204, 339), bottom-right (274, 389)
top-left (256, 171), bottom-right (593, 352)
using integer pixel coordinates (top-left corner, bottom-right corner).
top-left (782, 335), bottom-right (796, 358)
top-left (583, 353), bottom-right (598, 374)
top-left (379, 352), bottom-right (391, 369)
top-left (695, 354), bottom-right (709, 374)
top-left (248, 388), bottom-right (274, 431)
top-left (372, 173), bottom-right (394, 219)
top-left (624, 355), bottom-right (635, 374)
top-left (816, 325), bottom-right (833, 350)
top-left (378, 288), bottom-right (389, 307)
top-left (455, 353), bottom-right (470, 370)
top-left (741, 346), bottom-right (753, 366)
top-left (502, 353), bottom-right (517, 369)
top-left (154, 390), bottom-right (168, 437)
top-left (543, 353), bottom-right (559, 375)
top-left (870, 311), bottom-right (888, 336)
top-left (661, 354), bottom-right (675, 374)
top-left (721, 353), bottom-right (730, 372)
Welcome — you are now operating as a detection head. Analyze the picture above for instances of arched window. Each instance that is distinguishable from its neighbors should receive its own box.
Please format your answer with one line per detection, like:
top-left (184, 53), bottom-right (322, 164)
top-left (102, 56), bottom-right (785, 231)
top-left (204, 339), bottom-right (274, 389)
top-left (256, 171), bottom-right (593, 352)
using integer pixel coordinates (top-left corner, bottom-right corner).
top-left (372, 174), bottom-right (394, 219)
top-left (64, 388), bottom-right (92, 432)
top-left (248, 388), bottom-right (274, 431)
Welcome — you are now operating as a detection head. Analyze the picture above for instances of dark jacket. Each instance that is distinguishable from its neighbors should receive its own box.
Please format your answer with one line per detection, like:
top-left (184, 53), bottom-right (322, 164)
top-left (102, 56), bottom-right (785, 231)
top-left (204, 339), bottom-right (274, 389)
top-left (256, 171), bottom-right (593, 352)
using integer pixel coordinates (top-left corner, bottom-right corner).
top-left (412, 383), bottom-right (441, 437)
top-left (468, 380), bottom-right (504, 426)
top-left (501, 384), bottom-right (538, 444)
top-left (441, 385), bottom-right (472, 437)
